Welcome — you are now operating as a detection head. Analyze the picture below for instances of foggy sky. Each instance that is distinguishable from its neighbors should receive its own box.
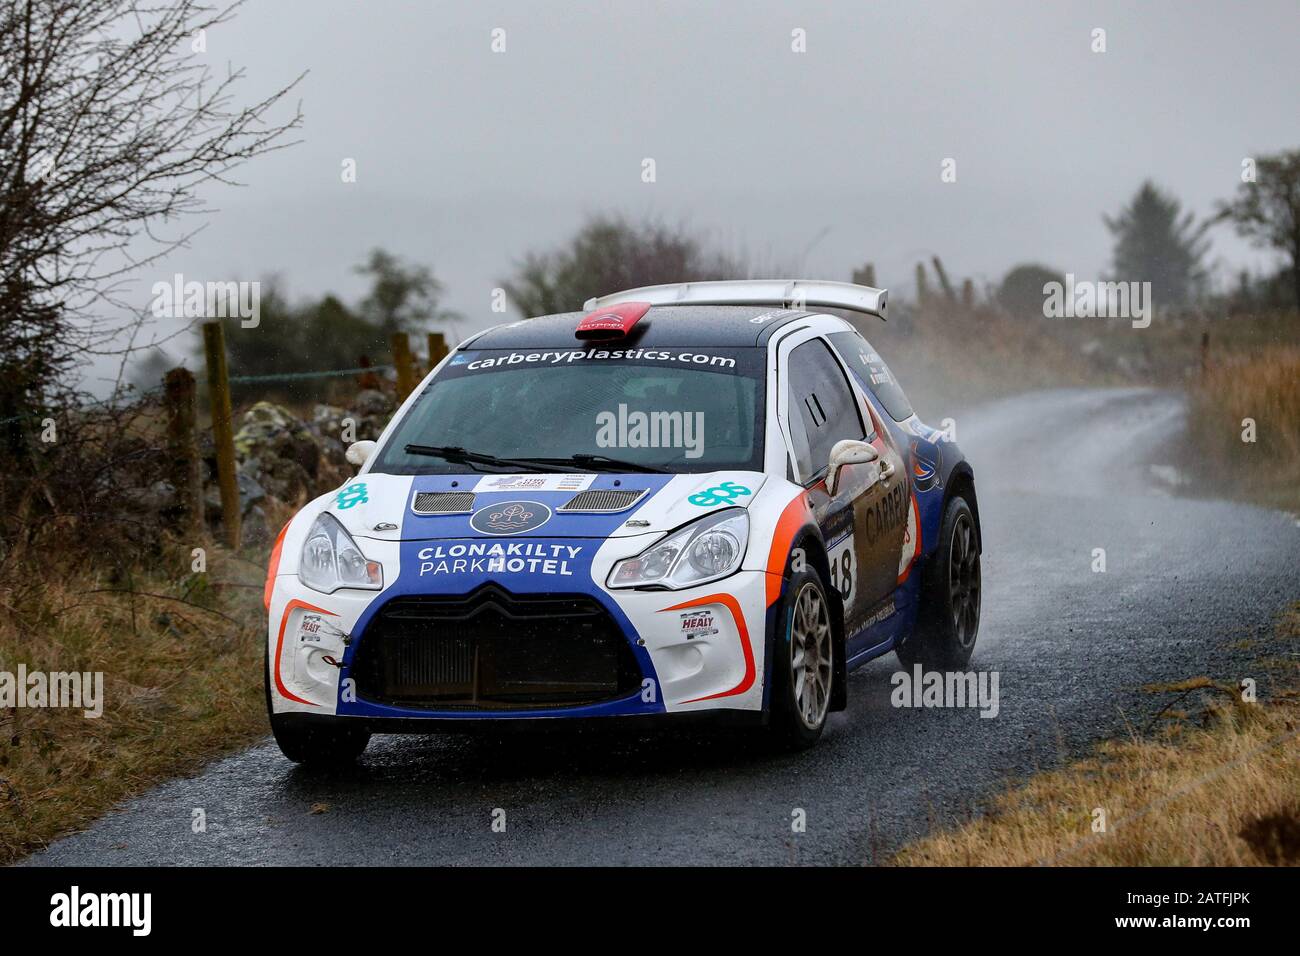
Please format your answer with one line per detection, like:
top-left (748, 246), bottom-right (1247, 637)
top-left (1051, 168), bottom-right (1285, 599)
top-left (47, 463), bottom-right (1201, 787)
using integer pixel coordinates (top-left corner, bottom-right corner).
top-left (104, 0), bottom-right (1300, 387)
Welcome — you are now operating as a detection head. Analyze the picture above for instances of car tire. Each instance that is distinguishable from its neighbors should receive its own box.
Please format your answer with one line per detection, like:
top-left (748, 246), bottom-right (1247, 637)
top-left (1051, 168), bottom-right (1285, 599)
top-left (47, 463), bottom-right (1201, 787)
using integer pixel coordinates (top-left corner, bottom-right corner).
top-left (265, 644), bottom-right (370, 766)
top-left (896, 495), bottom-right (981, 671)
top-left (770, 567), bottom-right (836, 749)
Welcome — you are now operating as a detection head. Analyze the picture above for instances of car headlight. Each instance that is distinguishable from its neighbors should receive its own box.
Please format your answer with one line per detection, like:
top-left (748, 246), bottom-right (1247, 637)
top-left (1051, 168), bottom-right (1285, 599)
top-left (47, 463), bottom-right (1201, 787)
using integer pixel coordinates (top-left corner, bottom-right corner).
top-left (607, 508), bottom-right (748, 590)
top-left (298, 513), bottom-right (383, 594)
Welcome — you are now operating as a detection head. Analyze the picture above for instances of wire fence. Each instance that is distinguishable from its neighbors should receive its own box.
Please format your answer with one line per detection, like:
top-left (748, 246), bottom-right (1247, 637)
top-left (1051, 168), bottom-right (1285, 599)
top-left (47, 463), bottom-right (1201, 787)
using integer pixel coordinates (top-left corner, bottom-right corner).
top-left (0, 363), bottom-right (400, 427)
top-left (3, 323), bottom-right (438, 553)
top-left (228, 363), bottom-right (394, 385)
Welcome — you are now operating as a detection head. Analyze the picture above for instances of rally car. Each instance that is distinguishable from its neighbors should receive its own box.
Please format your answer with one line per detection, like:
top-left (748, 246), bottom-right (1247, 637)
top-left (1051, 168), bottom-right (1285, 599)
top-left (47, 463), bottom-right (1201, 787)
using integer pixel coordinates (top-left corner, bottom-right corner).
top-left (263, 279), bottom-right (982, 763)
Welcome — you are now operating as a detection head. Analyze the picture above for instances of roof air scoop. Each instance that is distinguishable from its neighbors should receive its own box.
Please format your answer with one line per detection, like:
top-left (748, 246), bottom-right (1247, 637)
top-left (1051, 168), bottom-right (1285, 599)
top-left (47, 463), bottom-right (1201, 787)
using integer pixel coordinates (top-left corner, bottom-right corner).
top-left (575, 301), bottom-right (652, 340)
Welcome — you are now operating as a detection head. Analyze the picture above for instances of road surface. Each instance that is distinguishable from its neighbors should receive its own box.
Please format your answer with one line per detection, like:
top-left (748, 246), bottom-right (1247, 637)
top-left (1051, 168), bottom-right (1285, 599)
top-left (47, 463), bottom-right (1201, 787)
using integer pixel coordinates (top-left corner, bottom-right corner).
top-left (24, 388), bottom-right (1300, 866)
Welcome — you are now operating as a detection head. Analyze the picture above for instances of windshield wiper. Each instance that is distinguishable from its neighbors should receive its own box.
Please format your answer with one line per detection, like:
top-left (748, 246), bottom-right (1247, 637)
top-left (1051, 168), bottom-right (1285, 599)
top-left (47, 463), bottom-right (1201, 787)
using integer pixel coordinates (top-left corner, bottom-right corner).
top-left (403, 444), bottom-right (583, 474)
top-left (529, 454), bottom-right (670, 474)
top-left (404, 445), bottom-right (668, 475)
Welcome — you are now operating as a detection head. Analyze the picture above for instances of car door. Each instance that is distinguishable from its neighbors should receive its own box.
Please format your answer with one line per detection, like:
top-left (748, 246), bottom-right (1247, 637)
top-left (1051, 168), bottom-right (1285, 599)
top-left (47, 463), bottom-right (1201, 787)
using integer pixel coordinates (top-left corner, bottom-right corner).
top-left (782, 336), bottom-right (908, 636)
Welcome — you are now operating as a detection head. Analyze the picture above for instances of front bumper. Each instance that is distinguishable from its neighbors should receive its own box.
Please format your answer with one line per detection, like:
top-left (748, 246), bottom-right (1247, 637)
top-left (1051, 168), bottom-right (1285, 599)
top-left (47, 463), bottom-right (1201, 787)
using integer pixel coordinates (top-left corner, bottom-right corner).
top-left (266, 569), bottom-right (771, 721)
top-left (270, 708), bottom-right (768, 737)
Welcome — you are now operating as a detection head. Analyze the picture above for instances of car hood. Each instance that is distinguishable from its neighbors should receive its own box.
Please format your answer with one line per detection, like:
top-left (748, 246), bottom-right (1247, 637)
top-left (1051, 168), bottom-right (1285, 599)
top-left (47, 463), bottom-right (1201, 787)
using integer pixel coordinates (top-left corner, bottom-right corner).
top-left (333, 471), bottom-right (768, 543)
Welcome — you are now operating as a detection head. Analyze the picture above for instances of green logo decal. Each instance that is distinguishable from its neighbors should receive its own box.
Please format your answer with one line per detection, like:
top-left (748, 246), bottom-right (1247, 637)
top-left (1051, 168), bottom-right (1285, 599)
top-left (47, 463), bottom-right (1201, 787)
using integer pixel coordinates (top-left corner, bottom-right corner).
top-left (688, 481), bottom-right (752, 507)
top-left (336, 482), bottom-right (369, 510)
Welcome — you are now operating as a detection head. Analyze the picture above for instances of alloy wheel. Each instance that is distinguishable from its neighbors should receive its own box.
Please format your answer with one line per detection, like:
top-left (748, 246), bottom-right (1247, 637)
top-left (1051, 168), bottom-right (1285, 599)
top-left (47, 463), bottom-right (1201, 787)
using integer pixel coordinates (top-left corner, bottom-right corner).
top-left (790, 582), bottom-right (833, 730)
top-left (949, 512), bottom-right (981, 649)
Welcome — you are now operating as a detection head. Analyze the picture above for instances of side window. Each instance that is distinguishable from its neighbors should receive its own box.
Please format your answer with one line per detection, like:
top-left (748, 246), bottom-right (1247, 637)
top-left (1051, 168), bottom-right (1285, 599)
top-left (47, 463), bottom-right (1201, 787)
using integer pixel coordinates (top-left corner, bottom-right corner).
top-left (786, 390), bottom-right (814, 479)
top-left (786, 338), bottom-right (867, 481)
top-left (827, 331), bottom-right (914, 422)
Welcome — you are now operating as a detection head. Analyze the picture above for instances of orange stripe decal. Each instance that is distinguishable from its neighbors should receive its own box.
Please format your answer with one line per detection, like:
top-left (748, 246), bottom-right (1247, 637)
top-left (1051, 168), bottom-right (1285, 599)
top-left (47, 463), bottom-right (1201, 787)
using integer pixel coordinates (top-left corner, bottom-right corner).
top-left (765, 492), bottom-right (814, 607)
top-left (897, 492), bottom-right (922, 586)
top-left (263, 521), bottom-right (291, 610)
top-left (272, 599), bottom-right (336, 706)
top-left (660, 593), bottom-right (755, 704)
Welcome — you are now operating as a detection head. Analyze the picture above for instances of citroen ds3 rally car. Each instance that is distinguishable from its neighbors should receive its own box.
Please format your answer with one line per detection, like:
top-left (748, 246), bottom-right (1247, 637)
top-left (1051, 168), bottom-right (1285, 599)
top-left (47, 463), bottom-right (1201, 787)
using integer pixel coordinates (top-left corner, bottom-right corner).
top-left (264, 280), bottom-right (982, 763)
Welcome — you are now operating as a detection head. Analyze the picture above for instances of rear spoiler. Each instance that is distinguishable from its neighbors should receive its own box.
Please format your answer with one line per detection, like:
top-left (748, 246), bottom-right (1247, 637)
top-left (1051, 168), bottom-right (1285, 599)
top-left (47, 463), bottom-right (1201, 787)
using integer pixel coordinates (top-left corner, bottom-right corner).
top-left (583, 279), bottom-right (888, 320)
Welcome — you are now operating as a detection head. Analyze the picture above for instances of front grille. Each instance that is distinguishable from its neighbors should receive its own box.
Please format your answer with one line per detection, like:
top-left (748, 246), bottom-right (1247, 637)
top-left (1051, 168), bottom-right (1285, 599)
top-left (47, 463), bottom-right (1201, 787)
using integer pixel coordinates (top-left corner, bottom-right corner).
top-left (351, 585), bottom-right (641, 709)
top-left (412, 491), bottom-right (476, 514)
top-left (558, 488), bottom-right (647, 512)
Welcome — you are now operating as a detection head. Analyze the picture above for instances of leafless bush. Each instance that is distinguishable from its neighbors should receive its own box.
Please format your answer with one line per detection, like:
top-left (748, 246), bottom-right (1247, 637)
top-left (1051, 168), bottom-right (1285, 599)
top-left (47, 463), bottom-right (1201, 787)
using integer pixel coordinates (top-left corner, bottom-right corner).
top-left (0, 0), bottom-right (302, 559)
top-left (0, 391), bottom-right (176, 596)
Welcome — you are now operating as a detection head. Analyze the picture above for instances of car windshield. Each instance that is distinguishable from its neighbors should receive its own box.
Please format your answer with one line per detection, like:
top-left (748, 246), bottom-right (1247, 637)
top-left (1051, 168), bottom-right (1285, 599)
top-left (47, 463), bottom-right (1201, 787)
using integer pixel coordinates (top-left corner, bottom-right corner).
top-left (369, 347), bottom-right (766, 474)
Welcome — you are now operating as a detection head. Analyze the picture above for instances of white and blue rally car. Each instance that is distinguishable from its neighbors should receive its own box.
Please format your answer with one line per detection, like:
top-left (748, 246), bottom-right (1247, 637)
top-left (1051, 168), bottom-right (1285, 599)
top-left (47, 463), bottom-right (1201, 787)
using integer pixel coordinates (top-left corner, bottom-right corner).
top-left (263, 280), bottom-right (982, 763)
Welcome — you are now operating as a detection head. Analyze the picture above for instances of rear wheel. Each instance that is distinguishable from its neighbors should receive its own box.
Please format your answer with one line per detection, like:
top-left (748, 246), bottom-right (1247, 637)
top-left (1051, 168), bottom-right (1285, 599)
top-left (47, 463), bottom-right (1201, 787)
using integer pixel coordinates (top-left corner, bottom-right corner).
top-left (265, 645), bottom-right (370, 765)
top-left (896, 495), bottom-right (981, 670)
top-left (770, 568), bottom-right (835, 748)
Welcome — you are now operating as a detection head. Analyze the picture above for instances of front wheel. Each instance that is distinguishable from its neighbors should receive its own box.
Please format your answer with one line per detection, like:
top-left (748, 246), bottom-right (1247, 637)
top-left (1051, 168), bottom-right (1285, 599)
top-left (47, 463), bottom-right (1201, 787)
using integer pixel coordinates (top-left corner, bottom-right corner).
top-left (896, 495), bottom-right (981, 670)
top-left (770, 568), bottom-right (835, 748)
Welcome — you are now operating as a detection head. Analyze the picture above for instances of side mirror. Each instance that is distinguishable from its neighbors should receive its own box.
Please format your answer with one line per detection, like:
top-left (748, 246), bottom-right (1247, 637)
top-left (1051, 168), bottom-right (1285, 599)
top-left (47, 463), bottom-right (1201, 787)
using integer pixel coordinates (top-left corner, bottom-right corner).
top-left (826, 439), bottom-right (878, 496)
top-left (345, 440), bottom-right (377, 467)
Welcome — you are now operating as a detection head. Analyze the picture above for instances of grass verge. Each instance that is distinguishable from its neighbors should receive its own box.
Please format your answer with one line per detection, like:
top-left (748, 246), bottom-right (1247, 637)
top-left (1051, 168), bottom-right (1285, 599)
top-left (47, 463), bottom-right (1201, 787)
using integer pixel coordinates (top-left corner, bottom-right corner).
top-left (892, 604), bottom-right (1300, 866)
top-left (0, 543), bottom-right (269, 864)
top-left (1188, 346), bottom-right (1300, 512)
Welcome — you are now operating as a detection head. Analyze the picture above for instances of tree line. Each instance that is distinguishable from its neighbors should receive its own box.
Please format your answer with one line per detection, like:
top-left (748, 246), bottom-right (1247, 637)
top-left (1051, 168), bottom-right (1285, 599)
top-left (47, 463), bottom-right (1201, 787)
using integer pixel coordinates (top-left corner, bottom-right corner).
top-left (4, 0), bottom-right (1300, 427)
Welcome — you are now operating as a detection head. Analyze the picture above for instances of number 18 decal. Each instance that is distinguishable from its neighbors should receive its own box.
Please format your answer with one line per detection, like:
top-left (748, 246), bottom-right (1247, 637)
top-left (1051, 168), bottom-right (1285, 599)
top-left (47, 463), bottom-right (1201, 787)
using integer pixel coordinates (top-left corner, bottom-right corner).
top-left (828, 535), bottom-right (855, 603)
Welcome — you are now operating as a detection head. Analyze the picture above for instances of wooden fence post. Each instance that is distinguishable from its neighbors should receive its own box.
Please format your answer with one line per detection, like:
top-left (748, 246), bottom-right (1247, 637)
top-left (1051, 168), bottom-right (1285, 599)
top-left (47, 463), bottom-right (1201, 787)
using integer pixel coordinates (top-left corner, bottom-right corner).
top-left (356, 354), bottom-right (381, 390)
top-left (1201, 331), bottom-right (1210, 380)
top-left (931, 256), bottom-right (957, 302)
top-left (202, 321), bottom-right (241, 550)
top-left (391, 332), bottom-right (416, 401)
top-left (426, 332), bottom-right (448, 373)
top-left (852, 263), bottom-right (876, 289)
top-left (164, 367), bottom-right (203, 538)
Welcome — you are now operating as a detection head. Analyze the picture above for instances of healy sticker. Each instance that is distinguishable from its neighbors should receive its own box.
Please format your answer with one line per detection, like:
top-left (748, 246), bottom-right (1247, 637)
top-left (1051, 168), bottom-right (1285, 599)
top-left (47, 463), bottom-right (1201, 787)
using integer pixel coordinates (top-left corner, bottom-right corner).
top-left (679, 611), bottom-right (719, 639)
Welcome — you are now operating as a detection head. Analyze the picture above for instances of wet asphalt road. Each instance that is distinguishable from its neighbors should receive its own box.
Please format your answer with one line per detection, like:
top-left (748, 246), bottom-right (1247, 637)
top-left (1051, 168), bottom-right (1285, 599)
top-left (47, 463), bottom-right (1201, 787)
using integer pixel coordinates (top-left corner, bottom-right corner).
top-left (24, 388), bottom-right (1300, 866)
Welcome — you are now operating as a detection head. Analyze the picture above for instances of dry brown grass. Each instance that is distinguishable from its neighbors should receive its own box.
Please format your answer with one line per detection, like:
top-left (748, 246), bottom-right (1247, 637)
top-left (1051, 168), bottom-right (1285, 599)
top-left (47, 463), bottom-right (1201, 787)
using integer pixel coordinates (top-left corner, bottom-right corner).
top-left (0, 542), bottom-right (270, 863)
top-left (1188, 347), bottom-right (1300, 511)
top-left (893, 605), bottom-right (1300, 866)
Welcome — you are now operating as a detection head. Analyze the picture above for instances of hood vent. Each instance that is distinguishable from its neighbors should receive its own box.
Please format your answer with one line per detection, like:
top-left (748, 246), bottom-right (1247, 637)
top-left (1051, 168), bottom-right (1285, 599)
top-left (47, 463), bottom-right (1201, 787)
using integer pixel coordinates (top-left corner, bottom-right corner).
top-left (412, 491), bottom-right (476, 515)
top-left (558, 488), bottom-right (647, 513)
